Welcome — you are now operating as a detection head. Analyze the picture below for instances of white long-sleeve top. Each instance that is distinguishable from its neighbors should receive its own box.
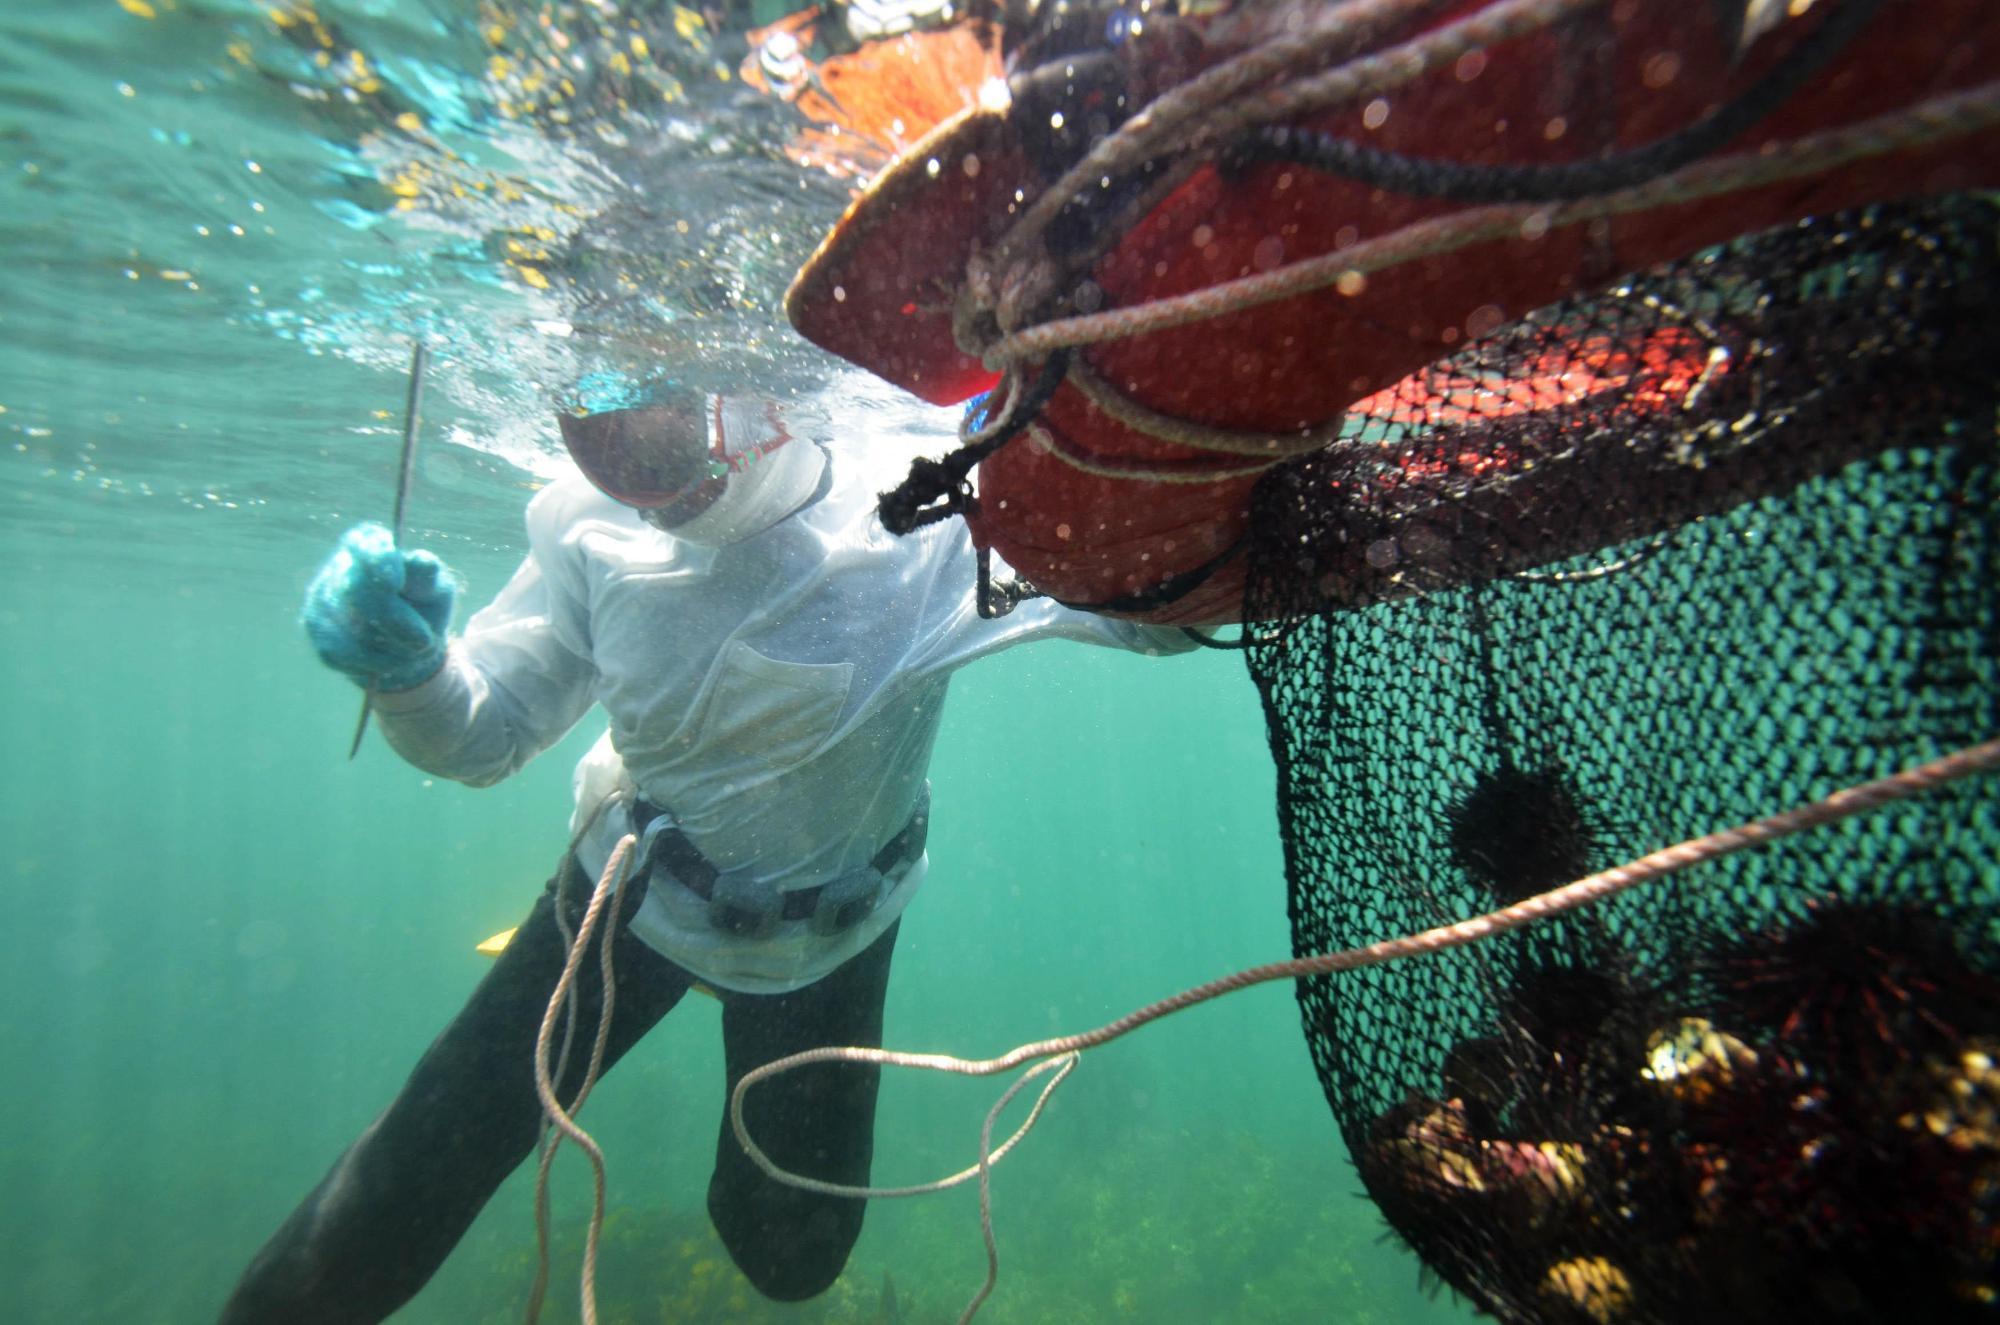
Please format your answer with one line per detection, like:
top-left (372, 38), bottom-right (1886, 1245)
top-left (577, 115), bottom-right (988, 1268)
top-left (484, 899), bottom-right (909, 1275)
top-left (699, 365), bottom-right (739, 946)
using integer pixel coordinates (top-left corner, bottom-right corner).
top-left (373, 436), bottom-right (1194, 992)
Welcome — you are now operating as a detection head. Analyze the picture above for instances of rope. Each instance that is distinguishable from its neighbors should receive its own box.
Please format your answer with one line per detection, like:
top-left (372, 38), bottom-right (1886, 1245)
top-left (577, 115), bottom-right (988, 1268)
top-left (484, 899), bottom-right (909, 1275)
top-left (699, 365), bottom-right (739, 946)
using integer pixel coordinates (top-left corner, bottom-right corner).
top-left (1024, 425), bottom-right (1277, 484)
top-left (983, 81), bottom-right (2000, 366)
top-left (1507, 528), bottom-right (1678, 584)
top-left (877, 352), bottom-right (1069, 535)
top-left (960, 1055), bottom-right (1078, 1325)
top-left (1064, 358), bottom-right (1341, 460)
top-left (949, 0), bottom-right (1958, 474)
top-left (1018, 351), bottom-right (1340, 487)
top-left (524, 797), bottom-right (622, 1324)
top-left (525, 833), bottom-right (637, 1325)
top-left (1234, 0), bottom-right (1882, 205)
top-left (912, 0), bottom-right (1950, 498)
top-left (980, 0), bottom-right (1605, 340)
top-left (727, 734), bottom-right (2000, 1323)
top-left (1179, 620), bottom-right (1301, 651)
top-left (964, 0), bottom-right (1460, 338)
top-left (523, 872), bottom-right (584, 1325)
top-left (987, 0), bottom-right (1489, 311)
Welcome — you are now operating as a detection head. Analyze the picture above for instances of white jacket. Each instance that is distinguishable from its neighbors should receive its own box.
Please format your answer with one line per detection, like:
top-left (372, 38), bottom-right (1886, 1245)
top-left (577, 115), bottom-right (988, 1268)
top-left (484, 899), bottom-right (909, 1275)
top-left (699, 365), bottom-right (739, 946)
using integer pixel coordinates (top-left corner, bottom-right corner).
top-left (374, 435), bottom-right (1194, 991)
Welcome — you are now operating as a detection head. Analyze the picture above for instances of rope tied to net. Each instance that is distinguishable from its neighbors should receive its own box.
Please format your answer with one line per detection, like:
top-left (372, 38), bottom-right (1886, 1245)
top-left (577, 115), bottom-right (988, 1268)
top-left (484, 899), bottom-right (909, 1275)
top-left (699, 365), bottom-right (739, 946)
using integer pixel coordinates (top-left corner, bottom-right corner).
top-left (727, 735), bottom-right (2000, 1325)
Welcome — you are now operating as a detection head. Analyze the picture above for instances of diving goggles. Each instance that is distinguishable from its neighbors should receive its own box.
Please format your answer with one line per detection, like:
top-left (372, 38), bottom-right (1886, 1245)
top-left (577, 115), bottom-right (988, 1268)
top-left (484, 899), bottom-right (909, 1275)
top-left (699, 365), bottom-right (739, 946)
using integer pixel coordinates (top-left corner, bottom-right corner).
top-left (557, 393), bottom-right (797, 523)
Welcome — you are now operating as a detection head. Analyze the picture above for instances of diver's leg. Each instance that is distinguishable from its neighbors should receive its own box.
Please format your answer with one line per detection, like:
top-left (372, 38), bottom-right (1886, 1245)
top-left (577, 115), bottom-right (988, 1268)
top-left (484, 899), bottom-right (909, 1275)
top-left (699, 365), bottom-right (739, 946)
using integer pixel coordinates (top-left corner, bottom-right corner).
top-left (708, 920), bottom-right (900, 1301)
top-left (219, 858), bottom-right (691, 1325)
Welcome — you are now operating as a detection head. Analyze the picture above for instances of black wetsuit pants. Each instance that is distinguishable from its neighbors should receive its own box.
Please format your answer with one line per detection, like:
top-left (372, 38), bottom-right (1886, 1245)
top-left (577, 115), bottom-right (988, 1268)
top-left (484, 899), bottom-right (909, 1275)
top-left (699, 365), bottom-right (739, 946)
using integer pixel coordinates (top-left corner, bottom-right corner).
top-left (219, 857), bottom-right (897, 1324)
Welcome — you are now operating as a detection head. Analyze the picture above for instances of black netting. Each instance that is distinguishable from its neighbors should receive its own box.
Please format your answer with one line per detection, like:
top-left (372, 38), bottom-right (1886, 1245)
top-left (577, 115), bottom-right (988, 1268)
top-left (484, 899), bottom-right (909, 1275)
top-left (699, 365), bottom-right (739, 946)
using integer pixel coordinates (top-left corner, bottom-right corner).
top-left (1244, 195), bottom-right (2000, 1323)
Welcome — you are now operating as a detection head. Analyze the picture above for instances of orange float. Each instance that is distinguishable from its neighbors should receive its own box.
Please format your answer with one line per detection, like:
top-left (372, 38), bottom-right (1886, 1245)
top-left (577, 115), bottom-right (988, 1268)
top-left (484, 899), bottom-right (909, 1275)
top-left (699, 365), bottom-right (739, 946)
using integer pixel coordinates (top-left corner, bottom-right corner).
top-left (787, 0), bottom-right (2000, 623)
top-left (740, 7), bottom-right (1003, 182)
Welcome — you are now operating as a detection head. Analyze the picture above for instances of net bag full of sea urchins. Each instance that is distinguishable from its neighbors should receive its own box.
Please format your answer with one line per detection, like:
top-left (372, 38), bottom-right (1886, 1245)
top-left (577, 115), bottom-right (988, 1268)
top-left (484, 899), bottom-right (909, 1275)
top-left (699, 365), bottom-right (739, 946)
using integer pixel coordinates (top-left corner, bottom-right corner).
top-left (1243, 195), bottom-right (2000, 1325)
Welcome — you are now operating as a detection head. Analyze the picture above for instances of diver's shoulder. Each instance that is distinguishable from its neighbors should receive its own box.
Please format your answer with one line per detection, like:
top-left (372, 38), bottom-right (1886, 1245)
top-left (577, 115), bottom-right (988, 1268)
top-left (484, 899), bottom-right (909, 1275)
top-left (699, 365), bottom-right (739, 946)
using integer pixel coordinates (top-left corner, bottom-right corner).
top-left (526, 469), bottom-right (609, 525)
top-left (524, 470), bottom-right (663, 564)
top-left (528, 469), bottom-right (651, 532)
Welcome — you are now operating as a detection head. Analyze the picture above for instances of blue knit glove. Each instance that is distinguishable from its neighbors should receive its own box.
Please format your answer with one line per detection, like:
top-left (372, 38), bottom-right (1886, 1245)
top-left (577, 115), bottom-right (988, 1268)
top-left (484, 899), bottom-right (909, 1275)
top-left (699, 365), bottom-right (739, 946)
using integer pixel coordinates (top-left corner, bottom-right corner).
top-left (302, 522), bottom-right (459, 691)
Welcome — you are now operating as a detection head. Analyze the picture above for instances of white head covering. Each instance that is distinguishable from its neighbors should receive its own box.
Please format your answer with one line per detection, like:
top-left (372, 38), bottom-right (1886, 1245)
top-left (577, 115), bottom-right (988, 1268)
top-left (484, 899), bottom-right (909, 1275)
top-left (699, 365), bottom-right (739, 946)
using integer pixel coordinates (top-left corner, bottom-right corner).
top-left (659, 396), bottom-right (828, 547)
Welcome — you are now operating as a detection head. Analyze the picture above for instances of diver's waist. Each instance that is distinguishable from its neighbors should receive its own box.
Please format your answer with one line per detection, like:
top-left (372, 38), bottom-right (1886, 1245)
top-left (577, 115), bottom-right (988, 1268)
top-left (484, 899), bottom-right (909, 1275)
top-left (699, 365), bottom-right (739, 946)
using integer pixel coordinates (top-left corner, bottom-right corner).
top-left (628, 787), bottom-right (929, 934)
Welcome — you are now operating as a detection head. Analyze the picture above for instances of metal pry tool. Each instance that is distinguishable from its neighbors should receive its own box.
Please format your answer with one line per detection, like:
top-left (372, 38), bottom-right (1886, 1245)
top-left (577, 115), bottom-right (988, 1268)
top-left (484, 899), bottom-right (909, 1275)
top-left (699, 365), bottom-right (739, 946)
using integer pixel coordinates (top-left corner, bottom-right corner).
top-left (348, 341), bottom-right (429, 759)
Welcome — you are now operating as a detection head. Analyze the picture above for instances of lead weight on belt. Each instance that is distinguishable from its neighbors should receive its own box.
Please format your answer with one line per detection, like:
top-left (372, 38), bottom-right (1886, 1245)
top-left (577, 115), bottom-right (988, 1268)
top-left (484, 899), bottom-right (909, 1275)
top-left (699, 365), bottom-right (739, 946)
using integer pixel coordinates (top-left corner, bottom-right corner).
top-left (707, 873), bottom-right (782, 939)
top-left (810, 867), bottom-right (886, 936)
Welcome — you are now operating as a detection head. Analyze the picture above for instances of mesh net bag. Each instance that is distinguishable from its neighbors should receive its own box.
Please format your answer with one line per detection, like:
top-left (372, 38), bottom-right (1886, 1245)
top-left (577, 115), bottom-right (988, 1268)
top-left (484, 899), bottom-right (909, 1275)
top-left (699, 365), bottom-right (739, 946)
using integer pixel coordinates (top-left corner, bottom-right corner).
top-left (783, 4), bottom-right (2000, 1306)
top-left (1242, 193), bottom-right (2000, 1323)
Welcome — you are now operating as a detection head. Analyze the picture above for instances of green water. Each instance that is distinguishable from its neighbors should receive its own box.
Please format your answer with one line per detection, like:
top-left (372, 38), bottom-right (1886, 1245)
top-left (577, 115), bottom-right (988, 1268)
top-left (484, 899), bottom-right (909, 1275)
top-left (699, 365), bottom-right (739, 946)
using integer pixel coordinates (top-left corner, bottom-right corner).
top-left (0, 3), bottom-right (1478, 1321)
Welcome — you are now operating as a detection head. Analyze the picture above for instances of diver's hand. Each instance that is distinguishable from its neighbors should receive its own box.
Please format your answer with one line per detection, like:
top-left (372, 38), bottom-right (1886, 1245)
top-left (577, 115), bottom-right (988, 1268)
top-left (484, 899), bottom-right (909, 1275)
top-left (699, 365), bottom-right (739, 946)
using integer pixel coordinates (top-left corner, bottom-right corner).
top-left (302, 522), bottom-right (459, 691)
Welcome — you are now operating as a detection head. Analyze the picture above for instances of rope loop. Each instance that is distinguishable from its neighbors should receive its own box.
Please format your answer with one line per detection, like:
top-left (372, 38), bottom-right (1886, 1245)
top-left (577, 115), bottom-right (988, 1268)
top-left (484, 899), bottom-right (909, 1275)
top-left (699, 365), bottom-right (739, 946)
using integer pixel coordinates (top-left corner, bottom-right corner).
top-left (878, 352), bottom-right (1071, 534)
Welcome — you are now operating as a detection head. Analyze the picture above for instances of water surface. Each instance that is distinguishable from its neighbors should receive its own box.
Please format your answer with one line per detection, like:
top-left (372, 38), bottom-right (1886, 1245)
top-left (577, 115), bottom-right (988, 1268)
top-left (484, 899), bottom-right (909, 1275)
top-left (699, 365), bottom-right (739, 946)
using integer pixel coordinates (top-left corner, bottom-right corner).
top-left (0, 3), bottom-right (1477, 1320)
